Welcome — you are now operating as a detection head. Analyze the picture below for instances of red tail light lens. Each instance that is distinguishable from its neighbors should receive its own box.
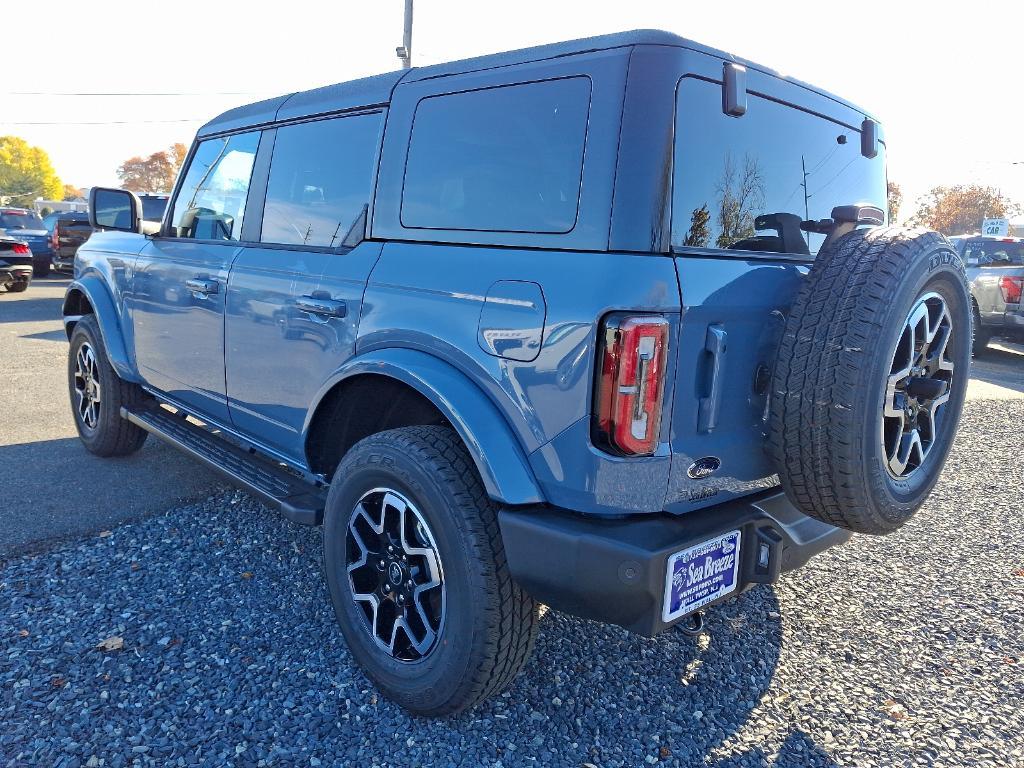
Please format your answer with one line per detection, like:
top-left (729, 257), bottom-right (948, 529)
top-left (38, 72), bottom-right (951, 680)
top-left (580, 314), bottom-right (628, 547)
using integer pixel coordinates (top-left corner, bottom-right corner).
top-left (999, 276), bottom-right (1023, 305)
top-left (51, 226), bottom-right (60, 251)
top-left (594, 314), bottom-right (669, 456)
top-left (12, 243), bottom-right (29, 255)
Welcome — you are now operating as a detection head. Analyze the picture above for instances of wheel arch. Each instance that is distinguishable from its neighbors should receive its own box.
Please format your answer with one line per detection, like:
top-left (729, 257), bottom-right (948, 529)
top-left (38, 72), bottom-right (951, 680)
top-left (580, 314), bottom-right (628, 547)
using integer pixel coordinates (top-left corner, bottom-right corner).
top-left (303, 349), bottom-right (544, 506)
top-left (62, 277), bottom-right (138, 383)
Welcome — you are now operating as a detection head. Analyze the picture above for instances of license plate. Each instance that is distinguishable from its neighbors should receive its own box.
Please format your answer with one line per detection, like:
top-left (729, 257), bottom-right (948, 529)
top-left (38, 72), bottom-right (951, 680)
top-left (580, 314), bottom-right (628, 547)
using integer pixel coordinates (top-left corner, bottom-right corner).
top-left (662, 530), bottom-right (742, 622)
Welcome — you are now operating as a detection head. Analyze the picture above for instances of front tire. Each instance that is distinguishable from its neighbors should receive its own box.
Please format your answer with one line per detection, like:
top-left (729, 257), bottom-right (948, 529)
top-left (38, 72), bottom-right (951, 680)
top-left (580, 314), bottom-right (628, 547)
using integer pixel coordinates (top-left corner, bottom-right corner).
top-left (67, 315), bottom-right (149, 456)
top-left (323, 425), bottom-right (538, 716)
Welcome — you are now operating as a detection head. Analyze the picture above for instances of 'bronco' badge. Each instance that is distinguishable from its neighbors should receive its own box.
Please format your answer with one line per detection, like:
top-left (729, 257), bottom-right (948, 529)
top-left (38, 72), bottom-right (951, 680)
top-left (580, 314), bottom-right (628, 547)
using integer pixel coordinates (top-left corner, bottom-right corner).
top-left (687, 457), bottom-right (721, 479)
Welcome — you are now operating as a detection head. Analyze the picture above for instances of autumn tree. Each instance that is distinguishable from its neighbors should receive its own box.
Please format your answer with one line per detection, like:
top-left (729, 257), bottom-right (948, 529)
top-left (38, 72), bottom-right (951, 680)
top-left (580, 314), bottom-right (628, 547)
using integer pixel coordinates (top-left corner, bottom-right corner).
top-left (910, 184), bottom-right (1020, 235)
top-left (0, 136), bottom-right (62, 206)
top-left (116, 142), bottom-right (190, 193)
top-left (887, 181), bottom-right (902, 224)
top-left (63, 184), bottom-right (84, 201)
top-left (715, 152), bottom-right (765, 248)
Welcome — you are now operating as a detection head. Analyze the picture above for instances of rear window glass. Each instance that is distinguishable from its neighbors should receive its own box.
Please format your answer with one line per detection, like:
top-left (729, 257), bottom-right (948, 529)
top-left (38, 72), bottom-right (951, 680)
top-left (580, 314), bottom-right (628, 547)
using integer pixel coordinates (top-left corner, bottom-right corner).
top-left (261, 113), bottom-right (381, 248)
top-left (964, 240), bottom-right (1024, 266)
top-left (401, 77), bottom-right (591, 233)
top-left (0, 211), bottom-right (44, 229)
top-left (140, 196), bottom-right (168, 223)
top-left (672, 77), bottom-right (887, 256)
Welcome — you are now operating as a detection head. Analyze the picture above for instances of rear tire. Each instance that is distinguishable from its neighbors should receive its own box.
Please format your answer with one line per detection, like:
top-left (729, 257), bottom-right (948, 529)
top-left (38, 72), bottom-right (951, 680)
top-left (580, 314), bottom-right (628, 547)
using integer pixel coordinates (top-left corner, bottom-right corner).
top-left (67, 315), bottom-right (149, 457)
top-left (322, 425), bottom-right (538, 716)
top-left (769, 227), bottom-right (971, 535)
top-left (35, 262), bottom-right (51, 277)
top-left (7, 279), bottom-right (29, 293)
top-left (971, 305), bottom-right (990, 357)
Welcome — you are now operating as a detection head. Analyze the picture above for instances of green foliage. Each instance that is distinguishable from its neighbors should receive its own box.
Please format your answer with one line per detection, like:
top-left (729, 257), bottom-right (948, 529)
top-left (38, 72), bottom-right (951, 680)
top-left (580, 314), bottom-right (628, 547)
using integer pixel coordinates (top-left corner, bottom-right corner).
top-left (683, 203), bottom-right (711, 247)
top-left (0, 136), bottom-right (63, 206)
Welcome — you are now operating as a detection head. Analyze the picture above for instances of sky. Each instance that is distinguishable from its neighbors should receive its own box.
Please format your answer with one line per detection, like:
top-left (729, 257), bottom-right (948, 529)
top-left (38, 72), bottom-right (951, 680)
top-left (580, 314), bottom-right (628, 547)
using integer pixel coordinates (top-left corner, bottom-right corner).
top-left (3, 0), bottom-right (1023, 220)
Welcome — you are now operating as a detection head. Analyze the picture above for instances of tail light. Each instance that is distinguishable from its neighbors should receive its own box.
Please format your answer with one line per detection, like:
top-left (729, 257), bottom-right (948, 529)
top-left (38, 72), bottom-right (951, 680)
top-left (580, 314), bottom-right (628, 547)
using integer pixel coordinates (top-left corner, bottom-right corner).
top-left (51, 224), bottom-right (60, 251)
top-left (12, 243), bottom-right (29, 254)
top-left (593, 314), bottom-right (669, 456)
top-left (999, 276), bottom-right (1023, 305)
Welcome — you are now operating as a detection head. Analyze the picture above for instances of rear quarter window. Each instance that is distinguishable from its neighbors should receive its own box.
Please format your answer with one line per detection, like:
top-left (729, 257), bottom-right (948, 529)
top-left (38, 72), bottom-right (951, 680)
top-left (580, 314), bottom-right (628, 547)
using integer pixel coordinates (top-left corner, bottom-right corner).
top-left (671, 77), bottom-right (887, 257)
top-left (400, 77), bottom-right (591, 234)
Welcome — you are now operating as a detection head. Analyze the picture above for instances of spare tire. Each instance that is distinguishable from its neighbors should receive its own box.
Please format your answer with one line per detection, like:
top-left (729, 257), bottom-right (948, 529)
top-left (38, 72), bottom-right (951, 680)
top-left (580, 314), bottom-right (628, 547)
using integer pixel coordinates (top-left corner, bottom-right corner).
top-left (769, 227), bottom-right (970, 535)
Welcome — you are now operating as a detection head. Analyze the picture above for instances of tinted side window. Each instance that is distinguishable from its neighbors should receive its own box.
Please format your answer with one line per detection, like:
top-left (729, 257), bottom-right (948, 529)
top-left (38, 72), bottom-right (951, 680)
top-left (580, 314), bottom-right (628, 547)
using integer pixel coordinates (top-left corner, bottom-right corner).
top-left (401, 77), bottom-right (591, 233)
top-left (170, 132), bottom-right (260, 240)
top-left (261, 113), bottom-right (381, 248)
top-left (672, 78), bottom-right (887, 256)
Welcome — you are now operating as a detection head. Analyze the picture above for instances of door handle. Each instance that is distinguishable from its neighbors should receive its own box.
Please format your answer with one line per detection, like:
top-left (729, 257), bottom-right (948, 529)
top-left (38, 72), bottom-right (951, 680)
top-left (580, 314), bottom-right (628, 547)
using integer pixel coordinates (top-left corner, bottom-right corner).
top-left (185, 277), bottom-right (219, 295)
top-left (697, 324), bottom-right (727, 434)
top-left (296, 295), bottom-right (347, 318)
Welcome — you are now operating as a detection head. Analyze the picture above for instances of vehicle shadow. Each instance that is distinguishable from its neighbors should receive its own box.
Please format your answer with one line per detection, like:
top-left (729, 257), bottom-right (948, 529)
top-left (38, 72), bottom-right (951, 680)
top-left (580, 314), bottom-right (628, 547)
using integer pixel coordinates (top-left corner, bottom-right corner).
top-left (0, 293), bottom-right (65, 323)
top-left (971, 342), bottom-right (1024, 395)
top-left (0, 436), bottom-right (224, 559)
top-left (452, 586), bottom-right (840, 767)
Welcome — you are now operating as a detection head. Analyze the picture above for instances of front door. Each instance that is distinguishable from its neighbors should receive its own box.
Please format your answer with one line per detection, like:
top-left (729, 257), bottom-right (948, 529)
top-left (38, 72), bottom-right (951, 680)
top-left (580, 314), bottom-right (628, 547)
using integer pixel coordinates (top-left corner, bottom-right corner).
top-left (224, 112), bottom-right (385, 459)
top-left (130, 131), bottom-right (261, 424)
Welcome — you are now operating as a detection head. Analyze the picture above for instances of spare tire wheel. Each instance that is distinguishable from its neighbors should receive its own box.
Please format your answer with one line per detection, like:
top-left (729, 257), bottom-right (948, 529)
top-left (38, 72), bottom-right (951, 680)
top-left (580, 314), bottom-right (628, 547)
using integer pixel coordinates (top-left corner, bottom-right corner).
top-left (769, 227), bottom-right (970, 535)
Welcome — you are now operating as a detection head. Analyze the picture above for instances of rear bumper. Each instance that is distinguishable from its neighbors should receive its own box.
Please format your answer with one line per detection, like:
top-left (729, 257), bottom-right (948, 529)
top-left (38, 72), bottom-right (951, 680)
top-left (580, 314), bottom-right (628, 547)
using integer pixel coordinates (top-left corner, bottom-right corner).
top-left (499, 489), bottom-right (851, 637)
top-left (0, 265), bottom-right (32, 286)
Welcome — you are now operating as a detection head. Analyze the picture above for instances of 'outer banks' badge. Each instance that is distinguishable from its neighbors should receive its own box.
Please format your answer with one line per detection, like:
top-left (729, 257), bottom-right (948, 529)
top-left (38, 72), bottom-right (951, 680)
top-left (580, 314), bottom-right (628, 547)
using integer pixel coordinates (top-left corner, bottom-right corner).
top-left (662, 530), bottom-right (741, 622)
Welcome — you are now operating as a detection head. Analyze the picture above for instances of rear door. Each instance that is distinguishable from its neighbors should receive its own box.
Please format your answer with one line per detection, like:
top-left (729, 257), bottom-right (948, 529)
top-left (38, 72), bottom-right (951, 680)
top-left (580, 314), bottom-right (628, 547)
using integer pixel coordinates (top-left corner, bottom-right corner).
top-left (666, 73), bottom-right (887, 513)
top-left (224, 111), bottom-right (384, 459)
top-left (131, 131), bottom-right (261, 423)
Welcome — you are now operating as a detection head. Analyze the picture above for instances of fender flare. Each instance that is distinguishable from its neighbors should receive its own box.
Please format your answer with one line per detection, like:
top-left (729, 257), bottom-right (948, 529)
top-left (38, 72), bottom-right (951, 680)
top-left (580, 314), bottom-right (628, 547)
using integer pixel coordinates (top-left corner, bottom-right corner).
top-left (306, 348), bottom-right (544, 506)
top-left (63, 277), bottom-right (139, 383)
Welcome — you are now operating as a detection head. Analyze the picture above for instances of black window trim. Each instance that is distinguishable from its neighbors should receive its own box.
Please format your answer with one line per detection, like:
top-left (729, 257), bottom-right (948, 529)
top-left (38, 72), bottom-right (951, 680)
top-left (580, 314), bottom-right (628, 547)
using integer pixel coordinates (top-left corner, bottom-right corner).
top-left (398, 74), bottom-right (594, 236)
top-left (668, 73), bottom-right (887, 262)
top-left (159, 106), bottom-right (387, 253)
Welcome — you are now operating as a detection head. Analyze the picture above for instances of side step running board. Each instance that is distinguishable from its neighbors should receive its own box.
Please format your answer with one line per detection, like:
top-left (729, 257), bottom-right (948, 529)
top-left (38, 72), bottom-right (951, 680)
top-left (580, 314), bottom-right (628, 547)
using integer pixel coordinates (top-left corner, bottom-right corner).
top-left (122, 404), bottom-right (326, 525)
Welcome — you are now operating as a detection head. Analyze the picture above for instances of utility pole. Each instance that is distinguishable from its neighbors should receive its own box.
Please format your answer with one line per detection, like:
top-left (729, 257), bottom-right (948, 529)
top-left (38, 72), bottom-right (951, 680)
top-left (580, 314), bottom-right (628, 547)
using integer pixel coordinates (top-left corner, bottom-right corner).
top-left (801, 154), bottom-right (811, 246)
top-left (397, 0), bottom-right (413, 69)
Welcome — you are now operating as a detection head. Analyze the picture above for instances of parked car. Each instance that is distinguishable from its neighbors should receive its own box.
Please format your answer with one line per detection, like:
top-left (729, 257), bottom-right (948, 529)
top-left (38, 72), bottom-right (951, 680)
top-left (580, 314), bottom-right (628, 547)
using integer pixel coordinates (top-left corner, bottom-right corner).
top-left (948, 235), bottom-right (1024, 354)
top-left (45, 211), bottom-right (93, 273)
top-left (0, 208), bottom-right (51, 276)
top-left (68, 30), bottom-right (970, 716)
top-left (0, 233), bottom-right (33, 292)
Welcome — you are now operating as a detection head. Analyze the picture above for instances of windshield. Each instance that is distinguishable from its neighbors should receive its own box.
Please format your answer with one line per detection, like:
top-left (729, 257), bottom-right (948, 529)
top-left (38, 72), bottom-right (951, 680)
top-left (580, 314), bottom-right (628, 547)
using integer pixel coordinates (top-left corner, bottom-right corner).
top-left (672, 78), bottom-right (887, 257)
top-left (0, 211), bottom-right (45, 230)
top-left (964, 240), bottom-right (1024, 266)
top-left (140, 196), bottom-right (168, 222)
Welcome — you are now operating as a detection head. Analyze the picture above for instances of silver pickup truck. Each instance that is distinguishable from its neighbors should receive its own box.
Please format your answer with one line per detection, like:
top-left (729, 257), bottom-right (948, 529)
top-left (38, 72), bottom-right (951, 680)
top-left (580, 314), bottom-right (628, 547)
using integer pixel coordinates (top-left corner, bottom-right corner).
top-left (950, 235), bottom-right (1024, 354)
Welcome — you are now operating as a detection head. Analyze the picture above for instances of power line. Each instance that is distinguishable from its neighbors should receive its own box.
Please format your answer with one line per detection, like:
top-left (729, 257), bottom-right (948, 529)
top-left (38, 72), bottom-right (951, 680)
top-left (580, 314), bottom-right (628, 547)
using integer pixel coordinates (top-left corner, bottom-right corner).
top-left (3, 91), bottom-right (266, 97)
top-left (0, 118), bottom-right (204, 126)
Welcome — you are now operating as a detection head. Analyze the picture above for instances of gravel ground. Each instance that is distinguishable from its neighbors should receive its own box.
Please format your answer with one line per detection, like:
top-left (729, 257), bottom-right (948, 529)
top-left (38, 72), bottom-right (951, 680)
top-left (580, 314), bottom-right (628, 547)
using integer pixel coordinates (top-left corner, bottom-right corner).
top-left (2, 398), bottom-right (1023, 768)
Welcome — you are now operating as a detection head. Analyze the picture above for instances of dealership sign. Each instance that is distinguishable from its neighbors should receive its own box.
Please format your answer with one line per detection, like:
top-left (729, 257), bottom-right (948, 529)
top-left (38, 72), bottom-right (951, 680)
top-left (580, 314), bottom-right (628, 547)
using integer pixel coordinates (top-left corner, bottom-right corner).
top-left (982, 218), bottom-right (1009, 236)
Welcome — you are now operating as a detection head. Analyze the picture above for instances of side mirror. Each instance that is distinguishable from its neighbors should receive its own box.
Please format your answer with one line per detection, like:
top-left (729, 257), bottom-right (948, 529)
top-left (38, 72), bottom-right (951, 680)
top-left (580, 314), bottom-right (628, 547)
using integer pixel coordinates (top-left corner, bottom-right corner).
top-left (89, 187), bottom-right (143, 234)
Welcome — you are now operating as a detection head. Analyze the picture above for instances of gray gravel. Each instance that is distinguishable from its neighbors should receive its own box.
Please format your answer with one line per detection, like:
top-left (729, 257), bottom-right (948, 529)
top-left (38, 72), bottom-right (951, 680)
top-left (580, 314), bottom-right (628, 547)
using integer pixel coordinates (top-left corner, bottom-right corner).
top-left (2, 397), bottom-right (1023, 767)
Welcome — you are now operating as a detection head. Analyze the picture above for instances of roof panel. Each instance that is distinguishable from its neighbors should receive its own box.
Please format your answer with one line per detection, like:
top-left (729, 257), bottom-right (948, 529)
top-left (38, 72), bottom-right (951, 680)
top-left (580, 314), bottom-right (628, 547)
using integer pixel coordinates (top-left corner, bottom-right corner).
top-left (275, 70), bottom-right (406, 121)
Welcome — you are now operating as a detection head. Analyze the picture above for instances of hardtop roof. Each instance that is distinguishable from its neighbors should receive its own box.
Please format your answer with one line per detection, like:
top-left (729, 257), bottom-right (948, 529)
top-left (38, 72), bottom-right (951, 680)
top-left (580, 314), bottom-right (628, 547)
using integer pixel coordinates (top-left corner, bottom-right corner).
top-left (198, 29), bottom-right (874, 138)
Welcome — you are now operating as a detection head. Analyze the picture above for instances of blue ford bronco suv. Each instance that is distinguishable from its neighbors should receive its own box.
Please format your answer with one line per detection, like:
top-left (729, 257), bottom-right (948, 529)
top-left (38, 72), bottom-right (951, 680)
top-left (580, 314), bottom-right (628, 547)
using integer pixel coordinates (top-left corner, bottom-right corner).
top-left (68, 31), bottom-right (970, 716)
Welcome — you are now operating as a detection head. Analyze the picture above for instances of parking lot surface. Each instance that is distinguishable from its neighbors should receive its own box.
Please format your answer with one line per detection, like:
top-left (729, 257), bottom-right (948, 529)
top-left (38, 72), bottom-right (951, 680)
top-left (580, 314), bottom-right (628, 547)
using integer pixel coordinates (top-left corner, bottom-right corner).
top-left (2, 279), bottom-right (1023, 767)
top-left (0, 277), bottom-right (223, 556)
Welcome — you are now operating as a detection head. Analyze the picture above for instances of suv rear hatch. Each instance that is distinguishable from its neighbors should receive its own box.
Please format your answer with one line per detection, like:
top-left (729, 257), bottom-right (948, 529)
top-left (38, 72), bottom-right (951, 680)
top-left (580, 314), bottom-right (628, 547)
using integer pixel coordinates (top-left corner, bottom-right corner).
top-left (664, 76), bottom-right (887, 513)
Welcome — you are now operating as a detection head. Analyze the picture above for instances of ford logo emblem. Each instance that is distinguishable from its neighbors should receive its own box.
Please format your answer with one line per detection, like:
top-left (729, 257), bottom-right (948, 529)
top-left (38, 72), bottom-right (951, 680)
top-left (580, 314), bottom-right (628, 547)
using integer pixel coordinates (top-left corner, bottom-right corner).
top-left (687, 457), bottom-right (721, 479)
